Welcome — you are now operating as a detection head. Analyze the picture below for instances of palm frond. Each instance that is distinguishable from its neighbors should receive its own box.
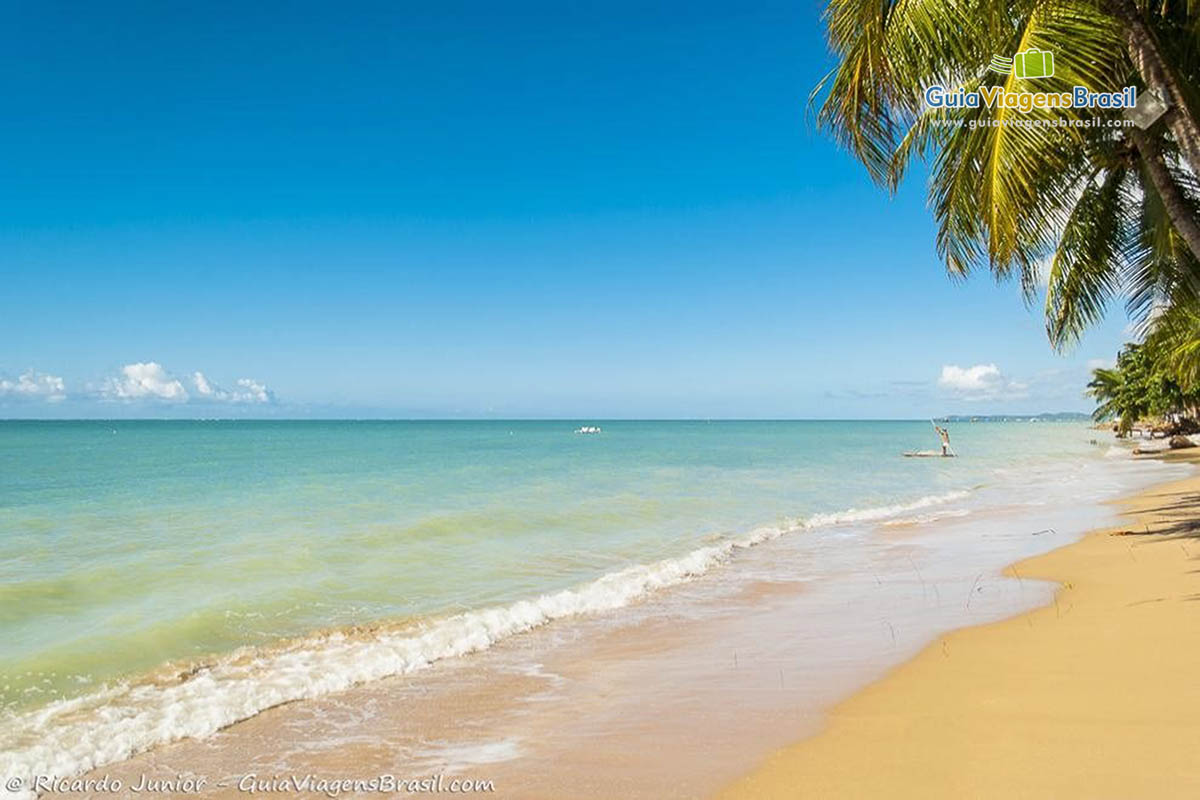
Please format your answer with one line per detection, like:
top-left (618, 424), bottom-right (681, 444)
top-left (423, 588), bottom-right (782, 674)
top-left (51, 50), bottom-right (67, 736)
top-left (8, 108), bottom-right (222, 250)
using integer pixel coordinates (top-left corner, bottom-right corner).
top-left (1045, 164), bottom-right (1131, 347)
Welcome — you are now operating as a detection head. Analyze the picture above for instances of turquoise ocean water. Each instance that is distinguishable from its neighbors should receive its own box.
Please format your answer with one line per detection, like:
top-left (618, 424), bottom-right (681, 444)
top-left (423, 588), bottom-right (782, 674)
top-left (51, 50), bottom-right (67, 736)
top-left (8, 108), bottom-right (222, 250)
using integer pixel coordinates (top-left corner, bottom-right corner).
top-left (0, 419), bottom-right (1169, 784)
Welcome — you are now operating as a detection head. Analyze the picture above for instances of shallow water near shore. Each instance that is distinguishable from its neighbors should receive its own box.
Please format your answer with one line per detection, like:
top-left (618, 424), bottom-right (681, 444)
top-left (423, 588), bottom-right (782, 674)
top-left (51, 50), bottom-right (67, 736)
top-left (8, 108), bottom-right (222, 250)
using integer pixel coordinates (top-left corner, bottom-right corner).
top-left (0, 420), bottom-right (1188, 794)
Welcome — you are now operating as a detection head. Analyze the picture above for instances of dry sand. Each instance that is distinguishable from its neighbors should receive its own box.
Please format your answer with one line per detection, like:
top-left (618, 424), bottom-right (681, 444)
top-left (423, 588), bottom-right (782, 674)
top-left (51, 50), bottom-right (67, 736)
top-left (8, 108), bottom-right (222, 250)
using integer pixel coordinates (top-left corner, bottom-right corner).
top-left (720, 455), bottom-right (1200, 799)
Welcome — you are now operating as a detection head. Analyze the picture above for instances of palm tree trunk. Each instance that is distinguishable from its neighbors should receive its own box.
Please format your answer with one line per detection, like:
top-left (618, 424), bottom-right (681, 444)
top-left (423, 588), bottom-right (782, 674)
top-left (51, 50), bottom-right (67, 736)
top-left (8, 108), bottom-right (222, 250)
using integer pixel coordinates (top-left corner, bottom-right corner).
top-left (1130, 128), bottom-right (1200, 263)
top-left (1108, 0), bottom-right (1200, 181)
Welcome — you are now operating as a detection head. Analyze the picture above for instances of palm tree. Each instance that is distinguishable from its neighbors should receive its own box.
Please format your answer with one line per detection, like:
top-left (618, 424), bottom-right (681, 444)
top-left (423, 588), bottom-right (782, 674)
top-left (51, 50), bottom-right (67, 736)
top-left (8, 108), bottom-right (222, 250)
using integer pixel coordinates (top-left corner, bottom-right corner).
top-left (815, 0), bottom-right (1200, 344)
top-left (1043, 132), bottom-right (1200, 347)
top-left (1145, 298), bottom-right (1200, 399)
top-left (1086, 365), bottom-right (1128, 430)
top-left (1087, 339), bottom-right (1199, 431)
top-left (1109, 0), bottom-right (1200, 184)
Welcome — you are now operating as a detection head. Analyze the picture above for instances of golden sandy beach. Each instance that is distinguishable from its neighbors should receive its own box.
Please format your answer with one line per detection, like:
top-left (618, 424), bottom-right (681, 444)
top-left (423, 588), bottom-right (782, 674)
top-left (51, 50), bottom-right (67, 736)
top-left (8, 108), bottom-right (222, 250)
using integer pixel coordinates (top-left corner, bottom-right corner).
top-left (721, 454), bottom-right (1200, 799)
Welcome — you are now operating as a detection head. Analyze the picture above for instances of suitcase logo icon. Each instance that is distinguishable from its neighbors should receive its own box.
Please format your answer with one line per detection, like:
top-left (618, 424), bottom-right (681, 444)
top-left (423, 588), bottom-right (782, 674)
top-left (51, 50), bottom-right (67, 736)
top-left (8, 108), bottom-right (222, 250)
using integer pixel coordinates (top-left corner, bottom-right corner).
top-left (989, 49), bottom-right (1055, 79)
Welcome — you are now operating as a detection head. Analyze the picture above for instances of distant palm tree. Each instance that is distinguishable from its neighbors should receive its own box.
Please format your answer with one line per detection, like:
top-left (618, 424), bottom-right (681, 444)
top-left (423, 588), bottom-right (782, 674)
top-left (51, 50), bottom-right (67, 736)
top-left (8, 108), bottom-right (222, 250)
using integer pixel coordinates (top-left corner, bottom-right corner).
top-left (1086, 339), bottom-right (1199, 430)
top-left (1086, 365), bottom-right (1127, 428)
top-left (815, 0), bottom-right (1200, 346)
top-left (1147, 299), bottom-right (1200, 396)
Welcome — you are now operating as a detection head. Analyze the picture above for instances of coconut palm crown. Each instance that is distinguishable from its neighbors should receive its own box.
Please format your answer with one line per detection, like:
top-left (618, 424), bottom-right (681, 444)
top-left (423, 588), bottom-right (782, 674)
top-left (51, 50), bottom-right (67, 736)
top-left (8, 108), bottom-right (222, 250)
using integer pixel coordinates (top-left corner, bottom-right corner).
top-left (815, 0), bottom-right (1200, 348)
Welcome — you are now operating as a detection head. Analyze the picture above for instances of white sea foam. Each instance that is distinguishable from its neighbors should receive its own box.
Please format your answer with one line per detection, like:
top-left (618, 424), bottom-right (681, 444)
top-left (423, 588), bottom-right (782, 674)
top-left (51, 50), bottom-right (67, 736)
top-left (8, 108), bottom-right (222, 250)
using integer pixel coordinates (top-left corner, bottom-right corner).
top-left (796, 491), bottom-right (969, 530)
top-left (0, 489), bottom-right (970, 797)
top-left (882, 508), bottom-right (971, 527)
top-left (413, 738), bottom-right (523, 769)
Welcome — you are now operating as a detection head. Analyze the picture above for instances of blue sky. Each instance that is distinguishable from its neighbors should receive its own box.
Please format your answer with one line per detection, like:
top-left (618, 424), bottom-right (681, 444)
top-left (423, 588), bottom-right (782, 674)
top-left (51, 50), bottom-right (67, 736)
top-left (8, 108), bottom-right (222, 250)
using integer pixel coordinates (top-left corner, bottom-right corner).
top-left (1, 1), bottom-right (1129, 418)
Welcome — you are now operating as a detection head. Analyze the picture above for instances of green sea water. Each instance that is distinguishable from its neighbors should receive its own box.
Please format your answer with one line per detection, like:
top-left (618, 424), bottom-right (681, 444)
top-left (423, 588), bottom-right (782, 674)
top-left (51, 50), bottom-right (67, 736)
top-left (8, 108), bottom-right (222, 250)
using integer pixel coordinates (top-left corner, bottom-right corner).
top-left (0, 419), bottom-right (1115, 716)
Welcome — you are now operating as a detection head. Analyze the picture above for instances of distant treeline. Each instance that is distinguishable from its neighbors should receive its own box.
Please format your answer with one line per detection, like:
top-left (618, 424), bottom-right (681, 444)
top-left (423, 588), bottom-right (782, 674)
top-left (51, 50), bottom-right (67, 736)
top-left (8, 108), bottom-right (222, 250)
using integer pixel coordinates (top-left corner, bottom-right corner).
top-left (936, 413), bottom-right (1092, 423)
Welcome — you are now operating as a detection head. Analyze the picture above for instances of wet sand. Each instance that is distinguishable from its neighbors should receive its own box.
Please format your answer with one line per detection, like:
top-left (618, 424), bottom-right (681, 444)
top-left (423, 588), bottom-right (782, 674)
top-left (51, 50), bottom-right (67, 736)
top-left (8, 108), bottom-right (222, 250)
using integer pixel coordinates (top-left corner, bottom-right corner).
top-left (721, 455), bottom-right (1200, 799)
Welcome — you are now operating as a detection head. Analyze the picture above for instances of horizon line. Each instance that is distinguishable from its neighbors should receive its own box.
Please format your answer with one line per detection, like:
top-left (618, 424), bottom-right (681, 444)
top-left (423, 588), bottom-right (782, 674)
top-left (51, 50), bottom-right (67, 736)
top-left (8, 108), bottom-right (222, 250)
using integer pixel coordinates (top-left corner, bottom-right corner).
top-left (0, 414), bottom-right (1094, 423)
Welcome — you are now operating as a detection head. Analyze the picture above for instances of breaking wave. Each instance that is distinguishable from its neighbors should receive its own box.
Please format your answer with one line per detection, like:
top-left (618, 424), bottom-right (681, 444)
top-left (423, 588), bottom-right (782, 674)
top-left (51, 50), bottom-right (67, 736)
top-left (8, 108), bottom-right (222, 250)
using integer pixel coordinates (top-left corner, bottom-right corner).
top-left (0, 489), bottom-right (970, 797)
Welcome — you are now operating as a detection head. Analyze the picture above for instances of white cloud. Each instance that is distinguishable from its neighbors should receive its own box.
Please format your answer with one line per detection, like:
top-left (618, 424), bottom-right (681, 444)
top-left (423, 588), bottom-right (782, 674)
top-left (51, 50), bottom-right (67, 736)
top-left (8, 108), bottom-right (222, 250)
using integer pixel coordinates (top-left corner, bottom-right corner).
top-left (938, 363), bottom-right (1028, 400)
top-left (1086, 358), bottom-right (1113, 371)
top-left (102, 362), bottom-right (189, 402)
top-left (191, 371), bottom-right (274, 404)
top-left (232, 378), bottom-right (273, 404)
top-left (192, 371), bottom-right (217, 397)
top-left (0, 370), bottom-right (67, 402)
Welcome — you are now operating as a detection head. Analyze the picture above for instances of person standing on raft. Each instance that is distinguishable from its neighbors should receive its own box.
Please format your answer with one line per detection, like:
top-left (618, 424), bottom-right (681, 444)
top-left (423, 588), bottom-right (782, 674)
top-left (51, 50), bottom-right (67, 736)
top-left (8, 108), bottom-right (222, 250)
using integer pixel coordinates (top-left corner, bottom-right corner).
top-left (935, 425), bottom-right (951, 456)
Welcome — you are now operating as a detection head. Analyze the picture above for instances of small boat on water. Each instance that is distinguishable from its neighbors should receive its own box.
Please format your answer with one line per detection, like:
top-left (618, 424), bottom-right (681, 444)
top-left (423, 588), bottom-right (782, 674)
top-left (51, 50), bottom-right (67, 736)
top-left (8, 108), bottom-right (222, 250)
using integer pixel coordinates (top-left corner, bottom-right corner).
top-left (575, 425), bottom-right (602, 434)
